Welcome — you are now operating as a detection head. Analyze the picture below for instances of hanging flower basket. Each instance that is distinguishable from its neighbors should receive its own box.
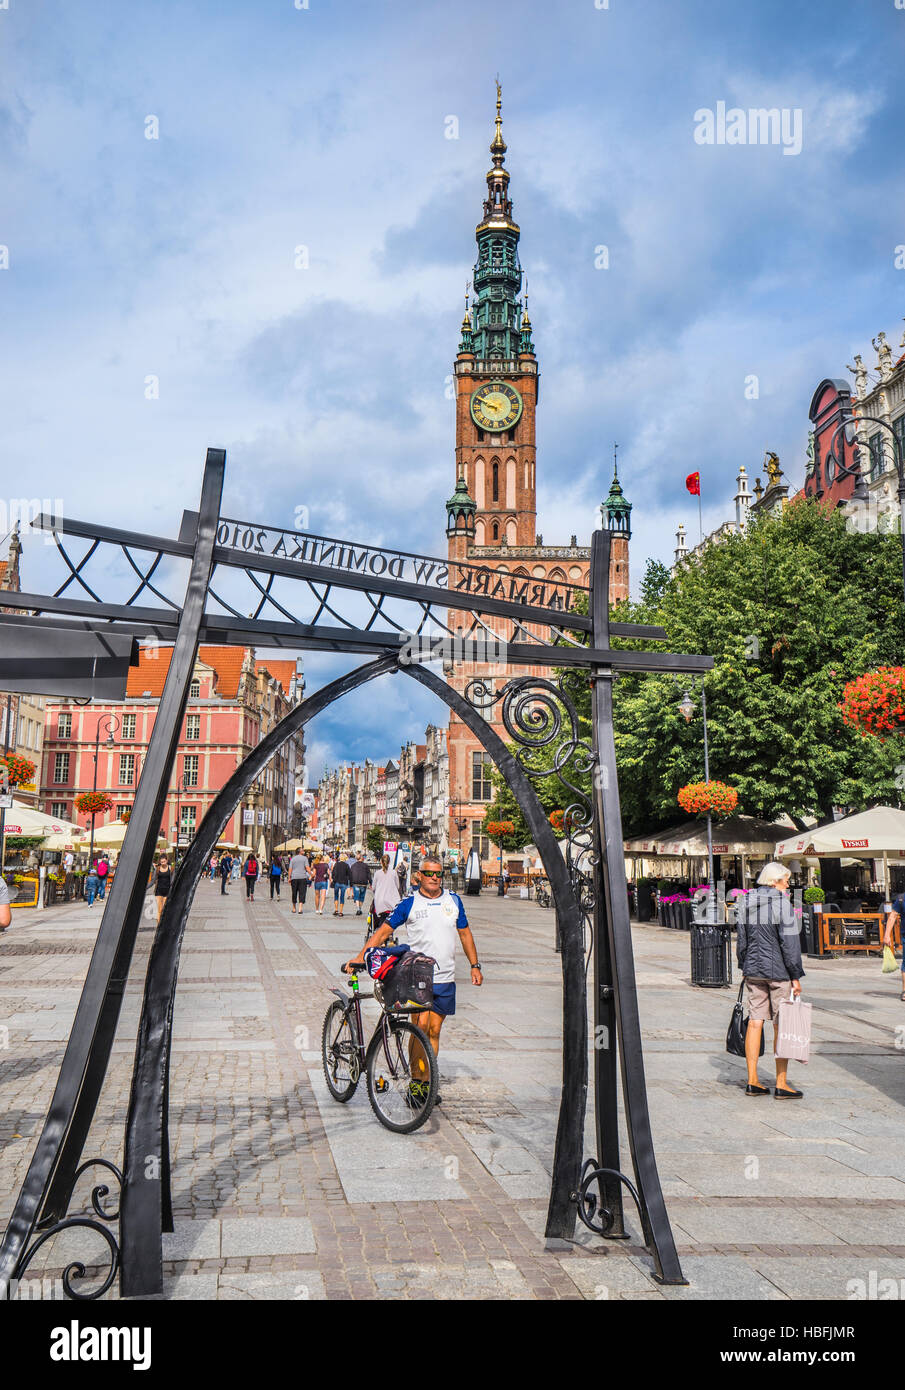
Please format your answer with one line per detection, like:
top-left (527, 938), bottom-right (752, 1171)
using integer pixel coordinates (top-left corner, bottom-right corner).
top-left (76, 792), bottom-right (113, 816)
top-left (0, 753), bottom-right (36, 787)
top-left (840, 666), bottom-right (905, 739)
top-left (486, 820), bottom-right (515, 839)
top-left (549, 810), bottom-right (564, 830)
top-left (677, 781), bottom-right (738, 817)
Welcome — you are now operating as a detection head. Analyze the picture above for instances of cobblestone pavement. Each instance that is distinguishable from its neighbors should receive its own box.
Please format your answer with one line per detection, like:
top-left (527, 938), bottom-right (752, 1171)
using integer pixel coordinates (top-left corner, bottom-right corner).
top-left (1, 883), bottom-right (904, 1300)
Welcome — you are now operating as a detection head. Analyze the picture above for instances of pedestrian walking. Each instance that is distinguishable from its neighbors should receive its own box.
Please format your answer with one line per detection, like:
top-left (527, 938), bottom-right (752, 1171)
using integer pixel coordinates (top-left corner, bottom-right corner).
top-left (84, 865), bottom-right (101, 906)
top-left (331, 852), bottom-right (352, 916)
top-left (218, 851), bottom-right (232, 895)
top-left (735, 861), bottom-right (805, 1098)
top-left (154, 854), bottom-right (171, 923)
top-left (209, 854), bottom-right (218, 882)
top-left (243, 852), bottom-right (259, 901)
top-left (396, 856), bottom-right (409, 898)
top-left (883, 895), bottom-right (905, 1002)
top-left (288, 848), bottom-right (310, 914)
top-left (313, 854), bottom-right (329, 914)
top-left (371, 852), bottom-right (401, 931)
top-left (350, 851), bottom-right (371, 916)
top-left (268, 853), bottom-right (283, 899)
top-left (95, 853), bottom-right (110, 899)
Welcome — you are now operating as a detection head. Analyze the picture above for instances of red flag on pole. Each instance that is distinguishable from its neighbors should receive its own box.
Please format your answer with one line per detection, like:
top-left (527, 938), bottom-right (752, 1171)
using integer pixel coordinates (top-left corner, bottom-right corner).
top-left (685, 472), bottom-right (701, 496)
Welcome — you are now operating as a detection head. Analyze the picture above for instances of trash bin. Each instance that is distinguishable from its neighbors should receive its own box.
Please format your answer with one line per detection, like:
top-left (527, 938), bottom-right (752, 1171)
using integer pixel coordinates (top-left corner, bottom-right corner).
top-left (690, 923), bottom-right (732, 987)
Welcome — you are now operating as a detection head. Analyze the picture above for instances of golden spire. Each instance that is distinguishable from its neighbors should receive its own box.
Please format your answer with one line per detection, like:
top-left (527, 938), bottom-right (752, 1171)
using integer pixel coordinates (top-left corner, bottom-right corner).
top-left (490, 78), bottom-right (506, 163)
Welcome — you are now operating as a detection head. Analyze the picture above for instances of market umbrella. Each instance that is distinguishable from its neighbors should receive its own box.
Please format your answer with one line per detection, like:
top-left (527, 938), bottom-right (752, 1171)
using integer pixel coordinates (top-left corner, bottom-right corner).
top-left (775, 806), bottom-right (905, 894)
top-left (775, 806), bottom-right (905, 856)
top-left (2, 801), bottom-right (83, 838)
top-left (274, 838), bottom-right (304, 852)
top-left (40, 827), bottom-right (89, 852)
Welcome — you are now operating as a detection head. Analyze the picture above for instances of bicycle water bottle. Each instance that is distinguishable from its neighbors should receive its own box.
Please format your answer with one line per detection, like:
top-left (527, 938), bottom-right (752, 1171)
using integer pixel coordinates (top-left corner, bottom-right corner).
top-left (351, 973), bottom-right (359, 993)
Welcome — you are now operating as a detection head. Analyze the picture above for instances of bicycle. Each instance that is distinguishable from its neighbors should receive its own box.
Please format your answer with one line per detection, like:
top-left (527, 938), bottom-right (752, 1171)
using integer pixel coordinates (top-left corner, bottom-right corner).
top-left (321, 962), bottom-right (438, 1133)
top-left (534, 878), bottom-right (551, 908)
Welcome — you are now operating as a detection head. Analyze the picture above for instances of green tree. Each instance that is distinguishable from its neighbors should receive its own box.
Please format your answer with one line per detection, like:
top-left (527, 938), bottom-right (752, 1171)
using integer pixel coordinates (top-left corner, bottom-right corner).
top-left (366, 823), bottom-right (387, 858)
top-left (612, 499), bottom-right (905, 831)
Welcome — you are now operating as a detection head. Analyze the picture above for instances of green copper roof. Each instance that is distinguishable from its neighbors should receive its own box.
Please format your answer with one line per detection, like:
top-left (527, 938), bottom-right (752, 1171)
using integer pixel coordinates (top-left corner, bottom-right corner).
top-left (467, 88), bottom-right (529, 363)
top-left (446, 474), bottom-right (476, 514)
top-left (602, 466), bottom-right (632, 535)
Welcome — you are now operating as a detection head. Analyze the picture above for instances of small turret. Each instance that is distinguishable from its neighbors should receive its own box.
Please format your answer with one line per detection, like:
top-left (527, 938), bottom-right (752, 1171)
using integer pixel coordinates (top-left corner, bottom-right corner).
top-left (445, 474), bottom-right (477, 539)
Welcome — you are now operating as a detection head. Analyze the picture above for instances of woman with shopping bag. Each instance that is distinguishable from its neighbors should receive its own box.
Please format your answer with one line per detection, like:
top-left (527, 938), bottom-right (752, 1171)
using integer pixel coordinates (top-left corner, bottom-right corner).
top-left (735, 862), bottom-right (805, 1099)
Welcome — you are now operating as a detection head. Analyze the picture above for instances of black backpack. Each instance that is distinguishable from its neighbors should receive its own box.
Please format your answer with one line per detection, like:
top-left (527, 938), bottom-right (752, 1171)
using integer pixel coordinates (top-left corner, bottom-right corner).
top-left (382, 952), bottom-right (436, 1011)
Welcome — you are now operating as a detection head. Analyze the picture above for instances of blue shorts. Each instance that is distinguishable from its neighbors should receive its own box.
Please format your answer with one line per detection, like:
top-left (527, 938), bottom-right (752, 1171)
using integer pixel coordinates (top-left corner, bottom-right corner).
top-left (333, 883), bottom-right (347, 902)
top-left (352, 885), bottom-right (366, 903)
top-left (428, 983), bottom-right (456, 1017)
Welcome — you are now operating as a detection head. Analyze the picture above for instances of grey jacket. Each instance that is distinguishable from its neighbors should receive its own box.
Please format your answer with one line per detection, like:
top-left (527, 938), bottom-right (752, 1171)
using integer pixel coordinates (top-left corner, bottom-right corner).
top-left (736, 887), bottom-right (804, 982)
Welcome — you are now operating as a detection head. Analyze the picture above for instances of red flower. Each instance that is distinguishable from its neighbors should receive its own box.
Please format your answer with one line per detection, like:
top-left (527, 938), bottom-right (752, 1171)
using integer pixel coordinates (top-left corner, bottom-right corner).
top-left (0, 753), bottom-right (36, 787)
top-left (677, 781), bottom-right (739, 817)
top-left (76, 792), bottom-right (114, 815)
top-left (840, 667), bottom-right (905, 741)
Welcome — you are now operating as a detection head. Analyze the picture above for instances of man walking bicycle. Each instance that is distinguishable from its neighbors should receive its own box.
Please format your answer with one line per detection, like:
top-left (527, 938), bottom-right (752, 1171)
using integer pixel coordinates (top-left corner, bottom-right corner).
top-left (346, 856), bottom-right (482, 1102)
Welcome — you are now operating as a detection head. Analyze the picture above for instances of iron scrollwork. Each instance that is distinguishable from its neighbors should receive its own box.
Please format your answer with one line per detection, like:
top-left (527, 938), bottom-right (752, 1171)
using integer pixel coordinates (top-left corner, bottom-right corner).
top-left (464, 674), bottom-right (597, 960)
top-left (9, 1160), bottom-right (122, 1301)
top-left (573, 1157), bottom-right (645, 1238)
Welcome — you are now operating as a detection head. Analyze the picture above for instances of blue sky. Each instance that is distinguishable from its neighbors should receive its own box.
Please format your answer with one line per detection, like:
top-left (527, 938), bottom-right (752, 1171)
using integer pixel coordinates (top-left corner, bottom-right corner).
top-left (3, 0), bottom-right (903, 780)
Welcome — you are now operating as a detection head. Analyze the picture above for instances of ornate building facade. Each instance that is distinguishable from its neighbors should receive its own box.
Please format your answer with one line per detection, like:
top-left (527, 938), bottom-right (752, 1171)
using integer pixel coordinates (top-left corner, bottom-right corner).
top-left (444, 90), bottom-right (631, 867)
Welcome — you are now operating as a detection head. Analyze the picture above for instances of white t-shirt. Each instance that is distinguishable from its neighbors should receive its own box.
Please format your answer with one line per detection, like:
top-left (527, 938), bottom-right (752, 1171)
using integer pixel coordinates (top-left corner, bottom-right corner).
top-left (388, 889), bottom-right (468, 984)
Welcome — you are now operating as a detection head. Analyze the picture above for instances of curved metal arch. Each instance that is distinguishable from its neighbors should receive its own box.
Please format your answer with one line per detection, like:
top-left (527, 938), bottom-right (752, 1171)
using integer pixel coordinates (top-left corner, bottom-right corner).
top-left (119, 653), bottom-right (588, 1295)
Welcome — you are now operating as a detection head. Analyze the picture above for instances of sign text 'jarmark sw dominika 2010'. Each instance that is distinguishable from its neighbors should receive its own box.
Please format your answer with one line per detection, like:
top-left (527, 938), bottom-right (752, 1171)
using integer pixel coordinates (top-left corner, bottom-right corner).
top-left (215, 520), bottom-right (580, 611)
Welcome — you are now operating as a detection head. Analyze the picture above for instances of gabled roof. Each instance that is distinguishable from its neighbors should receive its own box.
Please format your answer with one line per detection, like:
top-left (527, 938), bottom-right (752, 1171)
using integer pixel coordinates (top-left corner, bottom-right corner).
top-left (126, 646), bottom-right (250, 699)
top-left (255, 658), bottom-right (297, 698)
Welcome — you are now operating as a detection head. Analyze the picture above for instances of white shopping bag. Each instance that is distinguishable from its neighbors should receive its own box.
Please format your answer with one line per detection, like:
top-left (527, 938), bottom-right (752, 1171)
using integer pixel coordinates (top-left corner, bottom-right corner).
top-left (775, 996), bottom-right (812, 1064)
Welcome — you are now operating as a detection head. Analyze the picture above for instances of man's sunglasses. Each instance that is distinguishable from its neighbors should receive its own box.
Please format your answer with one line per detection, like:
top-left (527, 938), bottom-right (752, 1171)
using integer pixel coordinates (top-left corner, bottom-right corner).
top-left (419, 869), bottom-right (442, 877)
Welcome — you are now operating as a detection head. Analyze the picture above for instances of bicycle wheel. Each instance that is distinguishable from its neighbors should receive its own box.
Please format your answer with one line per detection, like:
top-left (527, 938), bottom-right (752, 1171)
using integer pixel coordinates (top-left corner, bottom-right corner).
top-left (366, 1017), bottom-right (437, 1133)
top-left (321, 1000), bottom-right (359, 1102)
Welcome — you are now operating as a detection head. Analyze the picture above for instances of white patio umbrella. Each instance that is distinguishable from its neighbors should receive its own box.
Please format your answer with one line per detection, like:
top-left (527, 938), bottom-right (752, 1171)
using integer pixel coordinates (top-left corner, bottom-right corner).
top-left (90, 820), bottom-right (168, 850)
top-left (775, 806), bottom-right (905, 856)
top-left (40, 827), bottom-right (89, 852)
top-left (3, 801), bottom-right (83, 838)
top-left (775, 806), bottom-right (905, 894)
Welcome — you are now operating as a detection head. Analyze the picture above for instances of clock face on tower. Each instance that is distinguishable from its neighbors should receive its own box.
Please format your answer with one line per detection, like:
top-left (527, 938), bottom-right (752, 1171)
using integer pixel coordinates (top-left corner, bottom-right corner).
top-left (470, 380), bottom-right (522, 433)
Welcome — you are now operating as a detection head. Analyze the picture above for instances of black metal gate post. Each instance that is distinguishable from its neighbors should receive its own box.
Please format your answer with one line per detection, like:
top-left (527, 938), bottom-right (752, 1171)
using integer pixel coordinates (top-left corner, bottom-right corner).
top-left (587, 529), bottom-right (686, 1284)
top-left (0, 450), bottom-right (225, 1300)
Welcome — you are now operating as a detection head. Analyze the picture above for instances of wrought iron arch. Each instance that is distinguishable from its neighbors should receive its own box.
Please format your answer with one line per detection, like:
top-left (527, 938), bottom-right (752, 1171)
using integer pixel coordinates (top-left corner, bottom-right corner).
top-left (118, 653), bottom-right (589, 1295)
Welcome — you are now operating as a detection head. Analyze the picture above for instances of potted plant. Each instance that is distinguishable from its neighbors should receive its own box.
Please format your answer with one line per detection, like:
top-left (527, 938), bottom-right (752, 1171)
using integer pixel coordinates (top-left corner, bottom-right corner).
top-left (802, 884), bottom-right (826, 956)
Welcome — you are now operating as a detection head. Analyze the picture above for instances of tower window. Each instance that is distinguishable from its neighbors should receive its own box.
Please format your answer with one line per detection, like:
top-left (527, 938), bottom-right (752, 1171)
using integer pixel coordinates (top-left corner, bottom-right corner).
top-left (492, 522), bottom-right (499, 540)
top-left (492, 462), bottom-right (499, 501)
top-left (476, 429), bottom-right (485, 443)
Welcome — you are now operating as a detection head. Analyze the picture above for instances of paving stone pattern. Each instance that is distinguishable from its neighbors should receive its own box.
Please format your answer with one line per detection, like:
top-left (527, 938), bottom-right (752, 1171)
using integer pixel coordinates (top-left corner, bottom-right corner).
top-left (1, 885), bottom-right (904, 1300)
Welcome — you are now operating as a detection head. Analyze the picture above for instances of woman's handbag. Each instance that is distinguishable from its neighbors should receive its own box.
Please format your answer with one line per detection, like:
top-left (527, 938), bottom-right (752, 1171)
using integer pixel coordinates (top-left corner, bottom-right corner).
top-left (726, 980), bottom-right (764, 1057)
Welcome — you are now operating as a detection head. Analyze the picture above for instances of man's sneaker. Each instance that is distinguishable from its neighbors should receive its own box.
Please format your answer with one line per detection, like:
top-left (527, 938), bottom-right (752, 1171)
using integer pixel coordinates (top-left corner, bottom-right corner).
top-left (405, 1081), bottom-right (431, 1109)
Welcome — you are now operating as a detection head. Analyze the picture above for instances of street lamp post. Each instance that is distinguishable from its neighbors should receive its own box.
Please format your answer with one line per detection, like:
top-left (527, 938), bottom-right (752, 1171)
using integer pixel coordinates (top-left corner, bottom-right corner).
top-left (89, 714), bottom-right (120, 869)
top-left (173, 770), bottom-right (190, 874)
top-left (679, 683), bottom-right (714, 895)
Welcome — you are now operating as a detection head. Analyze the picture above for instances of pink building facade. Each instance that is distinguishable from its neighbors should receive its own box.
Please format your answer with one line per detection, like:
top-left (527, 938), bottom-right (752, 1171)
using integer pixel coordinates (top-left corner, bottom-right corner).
top-left (40, 646), bottom-right (304, 850)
